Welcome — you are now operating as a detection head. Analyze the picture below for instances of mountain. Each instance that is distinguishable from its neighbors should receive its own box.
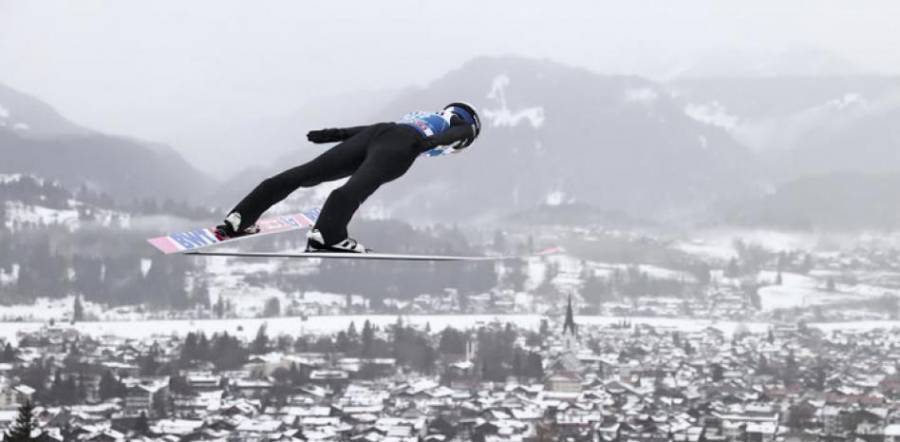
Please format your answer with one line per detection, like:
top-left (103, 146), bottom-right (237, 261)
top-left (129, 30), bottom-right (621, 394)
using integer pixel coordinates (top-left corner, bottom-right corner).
top-left (670, 76), bottom-right (900, 180)
top-left (203, 88), bottom-right (403, 177)
top-left (235, 56), bottom-right (758, 224)
top-left (0, 83), bottom-right (88, 137)
top-left (0, 82), bottom-right (215, 203)
top-left (725, 171), bottom-right (900, 230)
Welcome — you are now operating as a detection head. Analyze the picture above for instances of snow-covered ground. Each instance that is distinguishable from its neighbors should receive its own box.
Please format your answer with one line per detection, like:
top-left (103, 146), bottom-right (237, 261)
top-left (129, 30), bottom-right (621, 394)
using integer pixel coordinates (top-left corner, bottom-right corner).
top-left (588, 262), bottom-right (696, 283)
top-left (0, 296), bottom-right (105, 322)
top-left (757, 270), bottom-right (897, 311)
top-left (200, 255), bottom-right (363, 317)
top-left (676, 229), bottom-right (900, 261)
top-left (672, 240), bottom-right (737, 261)
top-left (671, 229), bottom-right (857, 264)
top-left (4, 201), bottom-right (79, 229)
top-left (3, 201), bottom-right (129, 231)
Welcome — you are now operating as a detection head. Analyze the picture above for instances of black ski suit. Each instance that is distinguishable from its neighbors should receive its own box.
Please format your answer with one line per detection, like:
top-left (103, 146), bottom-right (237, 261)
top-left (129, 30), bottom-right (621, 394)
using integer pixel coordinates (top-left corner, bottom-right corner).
top-left (230, 120), bottom-right (475, 244)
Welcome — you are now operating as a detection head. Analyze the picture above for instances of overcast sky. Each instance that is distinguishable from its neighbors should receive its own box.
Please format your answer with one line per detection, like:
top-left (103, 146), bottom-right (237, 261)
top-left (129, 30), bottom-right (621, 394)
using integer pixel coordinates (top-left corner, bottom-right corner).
top-left (2, 0), bottom-right (899, 174)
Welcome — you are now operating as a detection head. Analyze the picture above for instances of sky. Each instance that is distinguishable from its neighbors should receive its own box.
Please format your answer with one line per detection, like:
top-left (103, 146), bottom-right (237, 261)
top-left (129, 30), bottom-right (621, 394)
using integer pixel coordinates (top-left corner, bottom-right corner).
top-left (2, 0), bottom-right (900, 175)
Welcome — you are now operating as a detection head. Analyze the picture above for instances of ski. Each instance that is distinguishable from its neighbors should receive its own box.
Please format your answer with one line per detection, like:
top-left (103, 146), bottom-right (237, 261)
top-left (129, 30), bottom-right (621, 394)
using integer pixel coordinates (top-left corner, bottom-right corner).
top-left (146, 209), bottom-right (320, 255)
top-left (182, 247), bottom-right (561, 262)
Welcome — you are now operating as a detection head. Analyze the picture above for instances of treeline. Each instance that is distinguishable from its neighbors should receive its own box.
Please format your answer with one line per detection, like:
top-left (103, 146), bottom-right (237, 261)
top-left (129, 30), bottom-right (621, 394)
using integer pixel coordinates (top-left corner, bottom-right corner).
top-left (0, 230), bottom-right (205, 308)
top-left (0, 174), bottom-right (212, 307)
top-left (9, 337), bottom-right (106, 406)
top-left (579, 265), bottom-right (694, 306)
top-left (474, 324), bottom-right (544, 382)
top-left (0, 176), bottom-right (71, 209)
top-left (1, 175), bottom-right (217, 221)
top-left (169, 320), bottom-right (545, 384)
top-left (7, 321), bottom-right (546, 412)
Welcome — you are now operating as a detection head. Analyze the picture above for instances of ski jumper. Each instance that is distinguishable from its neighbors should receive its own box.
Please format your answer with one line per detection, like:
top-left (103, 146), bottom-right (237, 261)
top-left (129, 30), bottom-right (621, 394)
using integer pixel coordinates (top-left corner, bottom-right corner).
top-left (229, 113), bottom-right (476, 244)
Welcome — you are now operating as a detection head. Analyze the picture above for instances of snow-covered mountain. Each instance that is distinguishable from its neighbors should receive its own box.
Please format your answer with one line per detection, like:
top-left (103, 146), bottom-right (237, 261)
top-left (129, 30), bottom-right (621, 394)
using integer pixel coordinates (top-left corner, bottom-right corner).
top-left (0, 83), bottom-right (215, 203)
top-left (671, 76), bottom-right (900, 179)
top-left (669, 75), bottom-right (900, 228)
top-left (0, 83), bottom-right (89, 137)
top-left (238, 56), bottom-right (759, 224)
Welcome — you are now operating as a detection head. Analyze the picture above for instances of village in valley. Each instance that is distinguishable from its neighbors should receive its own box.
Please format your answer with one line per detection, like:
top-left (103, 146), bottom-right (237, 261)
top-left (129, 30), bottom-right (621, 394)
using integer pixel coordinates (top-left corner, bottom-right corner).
top-left (2, 196), bottom-right (900, 441)
top-left (0, 290), bottom-right (898, 442)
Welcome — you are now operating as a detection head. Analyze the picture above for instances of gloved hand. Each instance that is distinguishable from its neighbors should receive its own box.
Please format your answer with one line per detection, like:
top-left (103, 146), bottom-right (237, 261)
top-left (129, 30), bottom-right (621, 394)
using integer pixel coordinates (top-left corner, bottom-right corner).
top-left (307, 128), bottom-right (345, 144)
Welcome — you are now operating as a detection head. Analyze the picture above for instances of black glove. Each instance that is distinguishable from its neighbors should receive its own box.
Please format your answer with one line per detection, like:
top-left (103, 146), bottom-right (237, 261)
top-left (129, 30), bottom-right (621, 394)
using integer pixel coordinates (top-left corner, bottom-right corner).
top-left (307, 128), bottom-right (345, 144)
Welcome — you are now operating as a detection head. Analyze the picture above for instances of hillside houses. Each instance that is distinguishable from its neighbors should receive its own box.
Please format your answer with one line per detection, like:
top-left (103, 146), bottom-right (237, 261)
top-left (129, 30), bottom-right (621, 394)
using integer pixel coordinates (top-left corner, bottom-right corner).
top-left (0, 315), bottom-right (895, 441)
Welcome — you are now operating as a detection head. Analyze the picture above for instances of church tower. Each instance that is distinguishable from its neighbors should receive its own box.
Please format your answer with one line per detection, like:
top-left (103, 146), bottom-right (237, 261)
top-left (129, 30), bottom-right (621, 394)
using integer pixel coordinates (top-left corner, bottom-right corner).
top-left (545, 294), bottom-right (583, 393)
top-left (563, 294), bottom-right (577, 350)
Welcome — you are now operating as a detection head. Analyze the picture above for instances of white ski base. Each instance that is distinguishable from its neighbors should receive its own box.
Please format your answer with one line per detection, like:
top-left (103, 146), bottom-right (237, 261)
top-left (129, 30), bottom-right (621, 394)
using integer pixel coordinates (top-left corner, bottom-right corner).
top-left (183, 250), bottom-right (552, 262)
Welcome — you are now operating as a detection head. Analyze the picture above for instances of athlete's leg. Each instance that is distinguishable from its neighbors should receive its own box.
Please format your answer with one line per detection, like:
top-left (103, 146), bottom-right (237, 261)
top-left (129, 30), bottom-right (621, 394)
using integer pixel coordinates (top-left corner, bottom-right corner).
top-left (229, 127), bottom-right (377, 229)
top-left (314, 127), bottom-right (418, 243)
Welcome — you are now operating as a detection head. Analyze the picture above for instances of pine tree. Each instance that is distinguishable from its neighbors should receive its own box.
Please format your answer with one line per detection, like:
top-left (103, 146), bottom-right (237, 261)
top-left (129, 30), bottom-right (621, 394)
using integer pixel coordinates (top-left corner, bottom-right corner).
top-left (196, 333), bottom-right (210, 361)
top-left (5, 400), bottom-right (36, 441)
top-left (135, 411), bottom-right (150, 435)
top-left (526, 352), bottom-right (543, 379)
top-left (214, 297), bottom-right (226, 318)
top-left (99, 370), bottom-right (126, 400)
top-left (336, 332), bottom-right (351, 354)
top-left (262, 297), bottom-right (281, 317)
top-left (191, 281), bottom-right (210, 309)
top-left (139, 344), bottom-right (162, 376)
top-left (512, 351), bottom-right (523, 380)
top-left (347, 322), bottom-right (358, 341)
top-left (73, 295), bottom-right (85, 323)
top-left (1, 343), bottom-right (16, 362)
top-left (361, 320), bottom-right (375, 358)
top-left (252, 324), bottom-right (269, 354)
top-left (181, 332), bottom-right (198, 364)
top-left (784, 350), bottom-right (798, 386)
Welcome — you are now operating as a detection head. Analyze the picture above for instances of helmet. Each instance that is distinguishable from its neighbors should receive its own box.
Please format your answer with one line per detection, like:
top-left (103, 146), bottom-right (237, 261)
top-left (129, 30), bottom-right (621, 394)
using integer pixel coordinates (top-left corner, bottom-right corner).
top-left (442, 102), bottom-right (481, 149)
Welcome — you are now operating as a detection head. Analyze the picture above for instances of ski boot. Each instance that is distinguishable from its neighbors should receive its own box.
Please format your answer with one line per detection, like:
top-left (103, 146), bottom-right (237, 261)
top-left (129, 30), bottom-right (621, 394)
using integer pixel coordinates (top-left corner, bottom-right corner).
top-left (306, 229), bottom-right (369, 253)
top-left (214, 212), bottom-right (260, 239)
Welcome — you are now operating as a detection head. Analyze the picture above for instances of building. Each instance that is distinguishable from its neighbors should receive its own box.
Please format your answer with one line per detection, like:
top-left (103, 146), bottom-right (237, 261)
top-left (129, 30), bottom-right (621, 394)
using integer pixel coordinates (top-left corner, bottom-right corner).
top-left (545, 296), bottom-right (583, 393)
top-left (125, 377), bottom-right (170, 418)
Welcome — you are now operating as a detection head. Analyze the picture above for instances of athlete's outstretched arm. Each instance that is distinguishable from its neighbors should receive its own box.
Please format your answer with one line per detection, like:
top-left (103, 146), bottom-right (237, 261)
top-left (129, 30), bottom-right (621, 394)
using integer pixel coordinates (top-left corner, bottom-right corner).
top-left (307, 125), bottom-right (374, 144)
top-left (420, 124), bottom-right (477, 150)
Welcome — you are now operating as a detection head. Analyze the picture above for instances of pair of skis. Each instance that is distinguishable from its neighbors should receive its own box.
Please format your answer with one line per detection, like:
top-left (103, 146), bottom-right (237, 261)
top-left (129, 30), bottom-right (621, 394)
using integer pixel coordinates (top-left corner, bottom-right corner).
top-left (147, 209), bottom-right (556, 261)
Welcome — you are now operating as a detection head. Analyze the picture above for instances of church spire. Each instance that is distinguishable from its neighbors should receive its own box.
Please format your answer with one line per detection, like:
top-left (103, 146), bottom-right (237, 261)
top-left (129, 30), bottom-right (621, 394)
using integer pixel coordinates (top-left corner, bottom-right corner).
top-left (563, 294), bottom-right (576, 337)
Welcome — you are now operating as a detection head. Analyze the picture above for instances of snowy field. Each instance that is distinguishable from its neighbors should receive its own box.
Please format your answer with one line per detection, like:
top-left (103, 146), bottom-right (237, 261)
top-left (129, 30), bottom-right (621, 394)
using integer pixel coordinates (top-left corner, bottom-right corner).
top-left (0, 296), bottom-right (106, 322)
top-left (3, 201), bottom-right (129, 231)
top-left (679, 229), bottom-right (823, 256)
top-left (0, 315), bottom-right (897, 343)
top-left (675, 229), bottom-right (900, 262)
top-left (757, 270), bottom-right (897, 311)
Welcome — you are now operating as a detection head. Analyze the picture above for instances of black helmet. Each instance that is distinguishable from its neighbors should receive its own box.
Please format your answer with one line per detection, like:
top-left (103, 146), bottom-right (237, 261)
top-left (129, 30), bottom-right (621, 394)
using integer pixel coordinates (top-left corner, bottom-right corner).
top-left (443, 102), bottom-right (481, 148)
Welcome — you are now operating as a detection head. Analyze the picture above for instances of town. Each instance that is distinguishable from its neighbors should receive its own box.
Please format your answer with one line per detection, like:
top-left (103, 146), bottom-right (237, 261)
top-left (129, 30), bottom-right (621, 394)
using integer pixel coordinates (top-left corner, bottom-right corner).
top-left (0, 297), bottom-right (899, 442)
